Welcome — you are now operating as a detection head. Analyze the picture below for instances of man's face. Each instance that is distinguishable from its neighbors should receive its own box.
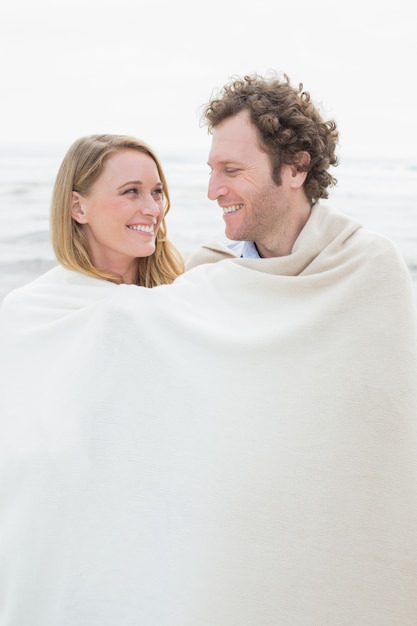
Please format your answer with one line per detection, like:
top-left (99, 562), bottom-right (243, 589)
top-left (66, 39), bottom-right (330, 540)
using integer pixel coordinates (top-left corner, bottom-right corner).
top-left (207, 110), bottom-right (293, 257)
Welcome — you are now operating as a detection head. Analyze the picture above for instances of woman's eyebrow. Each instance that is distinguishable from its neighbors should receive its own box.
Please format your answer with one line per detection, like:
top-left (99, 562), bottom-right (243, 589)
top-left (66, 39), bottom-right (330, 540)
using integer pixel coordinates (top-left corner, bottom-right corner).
top-left (117, 180), bottom-right (143, 190)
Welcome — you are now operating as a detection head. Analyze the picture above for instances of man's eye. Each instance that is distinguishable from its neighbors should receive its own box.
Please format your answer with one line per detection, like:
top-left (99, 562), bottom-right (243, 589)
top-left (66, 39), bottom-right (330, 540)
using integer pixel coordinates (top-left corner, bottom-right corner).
top-left (225, 168), bottom-right (240, 175)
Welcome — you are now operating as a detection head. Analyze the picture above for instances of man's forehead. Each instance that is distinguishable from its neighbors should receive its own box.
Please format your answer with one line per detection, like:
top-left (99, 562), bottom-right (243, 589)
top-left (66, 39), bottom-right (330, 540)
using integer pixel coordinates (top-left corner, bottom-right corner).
top-left (212, 111), bottom-right (253, 138)
top-left (208, 129), bottom-right (261, 168)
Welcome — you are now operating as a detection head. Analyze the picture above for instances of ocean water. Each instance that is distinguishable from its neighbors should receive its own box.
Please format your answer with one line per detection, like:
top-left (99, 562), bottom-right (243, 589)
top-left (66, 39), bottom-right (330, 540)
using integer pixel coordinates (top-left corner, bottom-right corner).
top-left (0, 144), bottom-right (416, 303)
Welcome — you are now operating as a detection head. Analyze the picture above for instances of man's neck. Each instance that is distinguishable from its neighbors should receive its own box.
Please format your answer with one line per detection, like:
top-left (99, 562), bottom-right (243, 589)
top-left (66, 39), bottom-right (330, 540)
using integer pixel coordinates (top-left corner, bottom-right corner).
top-left (255, 203), bottom-right (312, 258)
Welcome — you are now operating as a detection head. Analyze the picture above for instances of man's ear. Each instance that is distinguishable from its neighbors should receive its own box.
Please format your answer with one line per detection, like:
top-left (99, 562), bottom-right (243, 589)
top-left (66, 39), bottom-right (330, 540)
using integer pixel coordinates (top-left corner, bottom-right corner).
top-left (71, 192), bottom-right (88, 224)
top-left (295, 151), bottom-right (311, 172)
top-left (288, 151), bottom-right (311, 188)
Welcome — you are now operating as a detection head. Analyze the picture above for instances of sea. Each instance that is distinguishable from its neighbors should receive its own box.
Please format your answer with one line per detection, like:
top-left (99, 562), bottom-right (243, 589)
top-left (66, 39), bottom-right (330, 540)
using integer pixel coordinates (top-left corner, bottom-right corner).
top-left (1, 143), bottom-right (416, 304)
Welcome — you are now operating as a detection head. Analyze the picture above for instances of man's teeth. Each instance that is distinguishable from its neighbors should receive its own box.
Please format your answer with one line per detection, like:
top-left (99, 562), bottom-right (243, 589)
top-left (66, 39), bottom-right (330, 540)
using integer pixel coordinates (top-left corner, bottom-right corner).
top-left (223, 204), bottom-right (242, 214)
top-left (127, 224), bottom-right (154, 232)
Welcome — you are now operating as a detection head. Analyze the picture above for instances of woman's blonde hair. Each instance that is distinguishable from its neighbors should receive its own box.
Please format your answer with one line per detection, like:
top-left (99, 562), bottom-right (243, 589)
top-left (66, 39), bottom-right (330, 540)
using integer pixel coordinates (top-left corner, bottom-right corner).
top-left (50, 134), bottom-right (184, 287)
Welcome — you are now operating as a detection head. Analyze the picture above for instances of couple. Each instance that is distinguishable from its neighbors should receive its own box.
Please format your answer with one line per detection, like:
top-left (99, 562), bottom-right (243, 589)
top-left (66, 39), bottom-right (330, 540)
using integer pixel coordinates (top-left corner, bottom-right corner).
top-left (1, 73), bottom-right (417, 626)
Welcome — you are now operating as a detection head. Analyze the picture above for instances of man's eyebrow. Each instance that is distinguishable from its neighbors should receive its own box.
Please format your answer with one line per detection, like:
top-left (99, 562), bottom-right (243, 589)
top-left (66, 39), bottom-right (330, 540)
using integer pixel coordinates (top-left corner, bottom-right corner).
top-left (207, 160), bottom-right (240, 167)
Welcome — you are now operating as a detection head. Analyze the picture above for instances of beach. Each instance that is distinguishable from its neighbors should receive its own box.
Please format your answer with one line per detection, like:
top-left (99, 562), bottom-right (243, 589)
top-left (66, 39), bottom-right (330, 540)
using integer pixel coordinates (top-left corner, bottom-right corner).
top-left (0, 145), bottom-right (416, 303)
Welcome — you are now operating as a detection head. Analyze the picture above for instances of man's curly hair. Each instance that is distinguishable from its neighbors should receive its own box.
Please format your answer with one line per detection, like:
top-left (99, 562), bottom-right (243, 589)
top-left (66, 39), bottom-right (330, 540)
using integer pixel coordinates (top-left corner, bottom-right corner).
top-left (201, 72), bottom-right (339, 206)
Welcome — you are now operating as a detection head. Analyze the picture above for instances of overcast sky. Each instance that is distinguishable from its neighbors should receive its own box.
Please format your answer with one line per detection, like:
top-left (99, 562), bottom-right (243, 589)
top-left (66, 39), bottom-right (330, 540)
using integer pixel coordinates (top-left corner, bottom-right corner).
top-left (1, 0), bottom-right (416, 160)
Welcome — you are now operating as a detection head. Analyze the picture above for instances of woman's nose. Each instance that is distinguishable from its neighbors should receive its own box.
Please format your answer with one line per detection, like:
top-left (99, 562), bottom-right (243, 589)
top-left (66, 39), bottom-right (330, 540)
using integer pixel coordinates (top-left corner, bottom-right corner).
top-left (141, 197), bottom-right (161, 217)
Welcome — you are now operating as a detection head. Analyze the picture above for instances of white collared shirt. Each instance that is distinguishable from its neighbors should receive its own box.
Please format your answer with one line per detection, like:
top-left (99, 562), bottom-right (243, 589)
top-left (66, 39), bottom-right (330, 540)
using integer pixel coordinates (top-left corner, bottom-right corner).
top-left (226, 240), bottom-right (260, 258)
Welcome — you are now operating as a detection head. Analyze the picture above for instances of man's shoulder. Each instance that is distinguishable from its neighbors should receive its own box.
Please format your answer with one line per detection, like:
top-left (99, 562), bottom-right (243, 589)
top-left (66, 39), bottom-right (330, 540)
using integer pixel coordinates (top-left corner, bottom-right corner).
top-left (349, 224), bottom-right (406, 263)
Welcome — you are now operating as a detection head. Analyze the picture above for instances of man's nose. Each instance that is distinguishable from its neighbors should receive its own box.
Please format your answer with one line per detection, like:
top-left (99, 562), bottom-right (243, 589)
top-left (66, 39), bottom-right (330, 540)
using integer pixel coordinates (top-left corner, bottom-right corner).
top-left (207, 173), bottom-right (226, 201)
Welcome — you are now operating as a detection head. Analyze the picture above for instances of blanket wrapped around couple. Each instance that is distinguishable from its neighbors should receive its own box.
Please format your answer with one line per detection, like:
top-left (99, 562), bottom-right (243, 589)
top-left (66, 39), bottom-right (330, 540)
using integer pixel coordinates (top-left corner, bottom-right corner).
top-left (1, 204), bottom-right (417, 625)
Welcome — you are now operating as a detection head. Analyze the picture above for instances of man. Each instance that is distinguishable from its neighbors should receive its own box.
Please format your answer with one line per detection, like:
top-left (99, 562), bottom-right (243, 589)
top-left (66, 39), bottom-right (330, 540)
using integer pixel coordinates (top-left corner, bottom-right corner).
top-left (182, 72), bottom-right (417, 623)
top-left (189, 72), bottom-right (338, 265)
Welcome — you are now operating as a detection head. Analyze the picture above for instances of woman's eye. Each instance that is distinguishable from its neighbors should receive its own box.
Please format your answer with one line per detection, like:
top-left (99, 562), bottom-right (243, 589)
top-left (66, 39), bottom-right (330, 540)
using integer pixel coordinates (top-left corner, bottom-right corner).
top-left (152, 188), bottom-right (164, 196)
top-left (124, 188), bottom-right (138, 195)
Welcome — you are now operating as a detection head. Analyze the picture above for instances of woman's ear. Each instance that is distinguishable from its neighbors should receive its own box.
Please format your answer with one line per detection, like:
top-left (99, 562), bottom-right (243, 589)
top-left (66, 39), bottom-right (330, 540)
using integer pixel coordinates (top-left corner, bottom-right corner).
top-left (71, 192), bottom-right (88, 224)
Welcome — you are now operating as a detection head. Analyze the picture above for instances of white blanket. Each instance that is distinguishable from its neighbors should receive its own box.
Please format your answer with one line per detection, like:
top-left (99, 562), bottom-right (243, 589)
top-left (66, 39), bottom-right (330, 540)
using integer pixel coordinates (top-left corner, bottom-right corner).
top-left (1, 204), bottom-right (417, 625)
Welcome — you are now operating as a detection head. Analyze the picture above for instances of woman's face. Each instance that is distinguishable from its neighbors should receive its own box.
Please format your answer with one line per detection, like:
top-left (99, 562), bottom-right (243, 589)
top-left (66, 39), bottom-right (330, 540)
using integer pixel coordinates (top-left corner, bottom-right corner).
top-left (71, 149), bottom-right (165, 283)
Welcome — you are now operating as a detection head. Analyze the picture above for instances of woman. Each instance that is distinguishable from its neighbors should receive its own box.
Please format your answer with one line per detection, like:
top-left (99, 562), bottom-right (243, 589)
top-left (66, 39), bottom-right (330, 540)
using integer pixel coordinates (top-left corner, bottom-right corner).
top-left (51, 133), bottom-right (184, 287)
